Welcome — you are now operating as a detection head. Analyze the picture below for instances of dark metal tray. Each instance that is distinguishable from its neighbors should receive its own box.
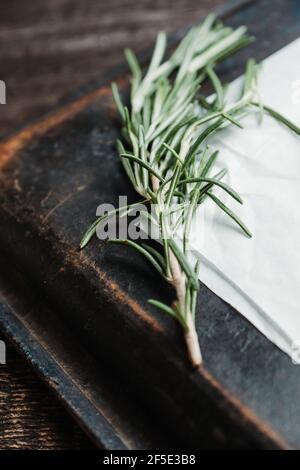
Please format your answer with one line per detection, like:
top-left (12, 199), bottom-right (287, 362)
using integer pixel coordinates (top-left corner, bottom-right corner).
top-left (1, 0), bottom-right (300, 449)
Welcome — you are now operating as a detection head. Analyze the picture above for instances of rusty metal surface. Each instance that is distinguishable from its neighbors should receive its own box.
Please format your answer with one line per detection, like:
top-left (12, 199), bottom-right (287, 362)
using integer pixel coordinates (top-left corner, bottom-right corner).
top-left (0, 0), bottom-right (300, 449)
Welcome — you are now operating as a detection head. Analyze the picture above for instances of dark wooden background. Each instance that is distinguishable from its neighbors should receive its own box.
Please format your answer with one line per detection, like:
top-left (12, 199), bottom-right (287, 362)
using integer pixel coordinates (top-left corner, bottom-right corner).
top-left (0, 0), bottom-right (223, 449)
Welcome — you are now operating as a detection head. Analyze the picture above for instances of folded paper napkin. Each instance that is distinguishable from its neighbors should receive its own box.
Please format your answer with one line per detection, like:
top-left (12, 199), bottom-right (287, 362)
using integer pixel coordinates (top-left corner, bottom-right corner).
top-left (190, 38), bottom-right (300, 359)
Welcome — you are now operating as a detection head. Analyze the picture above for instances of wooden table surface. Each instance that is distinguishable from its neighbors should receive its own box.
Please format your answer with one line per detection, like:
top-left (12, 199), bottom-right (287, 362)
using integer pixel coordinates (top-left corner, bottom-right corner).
top-left (0, 0), bottom-right (223, 449)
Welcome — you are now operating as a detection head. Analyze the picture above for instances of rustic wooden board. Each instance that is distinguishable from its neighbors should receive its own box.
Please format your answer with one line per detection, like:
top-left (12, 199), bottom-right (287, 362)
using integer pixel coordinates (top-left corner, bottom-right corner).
top-left (0, 342), bottom-right (92, 450)
top-left (0, 0), bottom-right (224, 138)
top-left (1, 0), bottom-right (300, 449)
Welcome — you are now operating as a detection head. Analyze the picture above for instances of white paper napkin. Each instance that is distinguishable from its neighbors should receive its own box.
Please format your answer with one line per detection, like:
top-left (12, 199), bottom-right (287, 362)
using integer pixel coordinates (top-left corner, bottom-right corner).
top-left (190, 38), bottom-right (300, 359)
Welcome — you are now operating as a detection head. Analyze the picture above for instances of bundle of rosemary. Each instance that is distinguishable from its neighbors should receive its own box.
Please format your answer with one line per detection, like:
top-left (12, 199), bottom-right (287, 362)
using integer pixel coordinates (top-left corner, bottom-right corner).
top-left (81, 14), bottom-right (300, 367)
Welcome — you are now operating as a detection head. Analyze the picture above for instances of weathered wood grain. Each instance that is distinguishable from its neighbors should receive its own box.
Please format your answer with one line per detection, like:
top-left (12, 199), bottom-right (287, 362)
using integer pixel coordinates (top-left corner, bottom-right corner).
top-left (0, 0), bottom-right (223, 136)
top-left (0, 343), bottom-right (92, 449)
top-left (0, 0), bottom-right (223, 450)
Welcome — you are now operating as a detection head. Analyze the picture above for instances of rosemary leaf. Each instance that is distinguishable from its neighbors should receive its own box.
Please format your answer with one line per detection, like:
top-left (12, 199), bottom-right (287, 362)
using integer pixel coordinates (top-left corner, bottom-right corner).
top-left (252, 102), bottom-right (300, 135)
top-left (148, 299), bottom-right (187, 329)
top-left (111, 239), bottom-right (165, 276)
top-left (179, 176), bottom-right (243, 204)
top-left (207, 192), bottom-right (252, 238)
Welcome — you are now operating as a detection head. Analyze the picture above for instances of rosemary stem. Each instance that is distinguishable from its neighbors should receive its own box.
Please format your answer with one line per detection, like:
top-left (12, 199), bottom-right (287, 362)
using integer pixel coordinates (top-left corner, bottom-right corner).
top-left (169, 249), bottom-right (186, 308)
top-left (151, 174), bottom-right (160, 192)
top-left (153, 172), bottom-right (202, 367)
top-left (169, 248), bottom-right (202, 368)
top-left (184, 309), bottom-right (202, 368)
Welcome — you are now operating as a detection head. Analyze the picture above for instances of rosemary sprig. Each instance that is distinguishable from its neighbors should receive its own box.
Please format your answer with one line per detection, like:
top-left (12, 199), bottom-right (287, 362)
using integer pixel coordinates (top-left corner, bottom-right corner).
top-left (81, 15), bottom-right (300, 367)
